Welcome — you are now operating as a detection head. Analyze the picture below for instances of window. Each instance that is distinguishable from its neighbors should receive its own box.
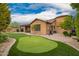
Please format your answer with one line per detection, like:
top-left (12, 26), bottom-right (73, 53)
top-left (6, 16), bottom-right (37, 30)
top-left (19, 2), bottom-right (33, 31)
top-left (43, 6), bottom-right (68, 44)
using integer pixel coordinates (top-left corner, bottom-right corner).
top-left (33, 24), bottom-right (40, 31)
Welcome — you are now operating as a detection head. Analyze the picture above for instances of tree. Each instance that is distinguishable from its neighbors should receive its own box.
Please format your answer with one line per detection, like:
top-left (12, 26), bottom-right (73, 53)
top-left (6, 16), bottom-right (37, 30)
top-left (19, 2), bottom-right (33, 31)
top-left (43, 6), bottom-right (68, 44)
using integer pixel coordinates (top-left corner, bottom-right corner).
top-left (60, 16), bottom-right (73, 31)
top-left (0, 4), bottom-right (11, 42)
top-left (0, 3), bottom-right (11, 32)
top-left (9, 22), bottom-right (20, 28)
top-left (71, 3), bottom-right (79, 11)
top-left (71, 3), bottom-right (79, 38)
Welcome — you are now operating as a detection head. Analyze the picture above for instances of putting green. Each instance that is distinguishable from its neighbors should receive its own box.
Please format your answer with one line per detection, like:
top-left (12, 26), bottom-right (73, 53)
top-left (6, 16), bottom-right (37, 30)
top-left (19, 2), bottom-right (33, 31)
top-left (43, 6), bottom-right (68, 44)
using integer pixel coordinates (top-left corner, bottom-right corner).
top-left (17, 36), bottom-right (58, 53)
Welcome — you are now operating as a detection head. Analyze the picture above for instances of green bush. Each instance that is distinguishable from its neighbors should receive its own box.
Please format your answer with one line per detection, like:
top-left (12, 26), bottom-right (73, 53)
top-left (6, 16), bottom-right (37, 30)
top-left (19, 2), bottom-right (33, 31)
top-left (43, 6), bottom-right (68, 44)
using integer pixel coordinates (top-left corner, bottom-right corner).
top-left (63, 31), bottom-right (70, 36)
top-left (0, 33), bottom-right (8, 43)
top-left (70, 32), bottom-right (76, 36)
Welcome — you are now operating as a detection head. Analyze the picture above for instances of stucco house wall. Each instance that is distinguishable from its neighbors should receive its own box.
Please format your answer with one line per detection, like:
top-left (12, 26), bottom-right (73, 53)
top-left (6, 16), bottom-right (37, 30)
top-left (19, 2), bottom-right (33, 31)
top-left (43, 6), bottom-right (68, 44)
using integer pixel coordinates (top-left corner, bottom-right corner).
top-left (30, 19), bottom-right (47, 35)
top-left (25, 26), bottom-right (30, 32)
top-left (46, 23), bottom-right (51, 34)
top-left (6, 15), bottom-right (69, 34)
top-left (51, 16), bottom-right (67, 33)
top-left (30, 15), bottom-right (68, 34)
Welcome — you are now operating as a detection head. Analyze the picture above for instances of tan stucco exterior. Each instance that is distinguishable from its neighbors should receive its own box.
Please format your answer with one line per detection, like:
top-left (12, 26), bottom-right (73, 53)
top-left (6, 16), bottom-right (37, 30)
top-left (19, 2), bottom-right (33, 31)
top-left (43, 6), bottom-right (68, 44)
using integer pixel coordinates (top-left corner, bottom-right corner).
top-left (6, 15), bottom-right (68, 34)
top-left (51, 16), bottom-right (67, 33)
top-left (30, 15), bottom-right (68, 34)
top-left (30, 19), bottom-right (48, 35)
top-left (25, 26), bottom-right (30, 32)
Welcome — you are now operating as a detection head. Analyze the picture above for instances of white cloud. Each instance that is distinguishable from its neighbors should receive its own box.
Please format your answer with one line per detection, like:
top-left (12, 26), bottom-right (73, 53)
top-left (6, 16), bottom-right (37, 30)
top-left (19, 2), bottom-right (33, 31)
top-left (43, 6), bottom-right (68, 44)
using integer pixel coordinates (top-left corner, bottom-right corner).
top-left (11, 3), bottom-right (75, 25)
top-left (35, 9), bottom-right (57, 20)
top-left (52, 3), bottom-right (72, 11)
top-left (11, 14), bottom-right (36, 25)
top-left (11, 8), bottom-right (70, 25)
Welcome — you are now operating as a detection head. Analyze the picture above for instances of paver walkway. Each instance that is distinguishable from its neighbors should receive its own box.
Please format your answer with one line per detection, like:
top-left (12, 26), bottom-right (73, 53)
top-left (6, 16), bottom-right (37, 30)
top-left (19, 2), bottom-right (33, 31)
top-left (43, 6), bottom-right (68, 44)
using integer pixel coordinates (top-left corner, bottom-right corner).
top-left (0, 38), bottom-right (16, 56)
top-left (26, 33), bottom-right (79, 51)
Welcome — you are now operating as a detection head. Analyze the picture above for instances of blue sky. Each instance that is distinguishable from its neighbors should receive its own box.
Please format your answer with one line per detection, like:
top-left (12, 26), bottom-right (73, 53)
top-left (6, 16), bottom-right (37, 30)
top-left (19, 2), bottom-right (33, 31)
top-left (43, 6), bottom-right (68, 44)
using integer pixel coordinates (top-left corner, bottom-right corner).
top-left (8, 3), bottom-right (61, 14)
top-left (8, 3), bottom-right (76, 25)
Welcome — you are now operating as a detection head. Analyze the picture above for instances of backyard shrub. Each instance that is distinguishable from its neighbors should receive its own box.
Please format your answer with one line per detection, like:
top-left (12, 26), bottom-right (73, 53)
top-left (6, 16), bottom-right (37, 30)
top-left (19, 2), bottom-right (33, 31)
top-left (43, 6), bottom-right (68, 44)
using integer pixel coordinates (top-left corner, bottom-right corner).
top-left (63, 31), bottom-right (70, 36)
top-left (0, 33), bottom-right (8, 43)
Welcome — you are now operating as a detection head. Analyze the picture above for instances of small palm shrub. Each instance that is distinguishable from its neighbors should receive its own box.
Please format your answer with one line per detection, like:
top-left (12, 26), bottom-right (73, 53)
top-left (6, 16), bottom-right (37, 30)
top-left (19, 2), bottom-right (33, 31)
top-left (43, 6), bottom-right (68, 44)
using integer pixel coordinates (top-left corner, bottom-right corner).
top-left (0, 33), bottom-right (8, 43)
top-left (63, 31), bottom-right (70, 36)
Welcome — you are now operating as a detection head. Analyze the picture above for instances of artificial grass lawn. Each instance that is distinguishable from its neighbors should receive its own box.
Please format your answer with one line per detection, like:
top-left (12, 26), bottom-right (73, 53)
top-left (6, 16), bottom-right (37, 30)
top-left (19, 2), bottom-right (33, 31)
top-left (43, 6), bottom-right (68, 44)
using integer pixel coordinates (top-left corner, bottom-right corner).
top-left (17, 37), bottom-right (58, 53)
top-left (6, 32), bottom-right (79, 56)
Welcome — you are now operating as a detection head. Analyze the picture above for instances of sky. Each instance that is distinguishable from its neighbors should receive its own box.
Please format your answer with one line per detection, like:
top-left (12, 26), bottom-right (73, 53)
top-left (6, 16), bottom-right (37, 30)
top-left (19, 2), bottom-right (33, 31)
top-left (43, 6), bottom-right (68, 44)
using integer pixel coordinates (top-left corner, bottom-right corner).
top-left (8, 3), bottom-right (76, 25)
